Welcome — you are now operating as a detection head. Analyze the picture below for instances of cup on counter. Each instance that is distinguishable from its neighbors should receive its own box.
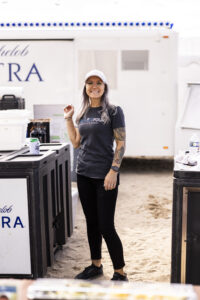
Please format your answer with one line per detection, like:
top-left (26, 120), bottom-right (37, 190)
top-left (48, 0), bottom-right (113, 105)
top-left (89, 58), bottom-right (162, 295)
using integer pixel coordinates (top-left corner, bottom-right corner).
top-left (29, 138), bottom-right (40, 155)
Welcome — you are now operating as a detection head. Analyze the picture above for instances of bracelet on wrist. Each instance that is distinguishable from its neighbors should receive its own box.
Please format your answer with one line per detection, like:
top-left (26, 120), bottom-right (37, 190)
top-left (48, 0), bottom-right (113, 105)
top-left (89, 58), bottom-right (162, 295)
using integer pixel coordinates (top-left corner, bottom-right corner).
top-left (111, 166), bottom-right (119, 173)
top-left (65, 117), bottom-right (72, 120)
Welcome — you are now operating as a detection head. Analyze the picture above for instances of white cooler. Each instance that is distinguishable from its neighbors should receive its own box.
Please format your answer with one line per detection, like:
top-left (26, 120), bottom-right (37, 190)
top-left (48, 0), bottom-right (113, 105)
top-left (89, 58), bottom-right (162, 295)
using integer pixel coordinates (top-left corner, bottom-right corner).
top-left (0, 109), bottom-right (31, 150)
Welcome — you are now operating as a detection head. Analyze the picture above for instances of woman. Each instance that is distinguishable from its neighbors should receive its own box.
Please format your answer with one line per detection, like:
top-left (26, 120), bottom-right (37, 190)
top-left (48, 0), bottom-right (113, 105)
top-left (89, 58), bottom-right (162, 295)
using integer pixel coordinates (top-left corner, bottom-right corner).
top-left (64, 69), bottom-right (127, 281)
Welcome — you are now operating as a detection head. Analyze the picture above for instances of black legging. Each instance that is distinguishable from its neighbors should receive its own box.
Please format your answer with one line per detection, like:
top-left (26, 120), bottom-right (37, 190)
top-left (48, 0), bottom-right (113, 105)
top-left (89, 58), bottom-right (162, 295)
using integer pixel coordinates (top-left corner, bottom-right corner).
top-left (77, 174), bottom-right (125, 270)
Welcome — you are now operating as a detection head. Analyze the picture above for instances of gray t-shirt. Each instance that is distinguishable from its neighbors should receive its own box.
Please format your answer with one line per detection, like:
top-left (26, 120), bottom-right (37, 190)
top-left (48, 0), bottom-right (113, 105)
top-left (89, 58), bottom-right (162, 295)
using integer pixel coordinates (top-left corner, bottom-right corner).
top-left (76, 105), bottom-right (125, 179)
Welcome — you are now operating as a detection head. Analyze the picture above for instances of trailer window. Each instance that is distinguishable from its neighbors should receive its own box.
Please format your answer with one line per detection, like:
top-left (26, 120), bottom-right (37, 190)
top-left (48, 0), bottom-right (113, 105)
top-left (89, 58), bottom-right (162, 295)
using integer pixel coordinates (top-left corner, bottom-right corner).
top-left (78, 50), bottom-right (117, 89)
top-left (121, 50), bottom-right (149, 70)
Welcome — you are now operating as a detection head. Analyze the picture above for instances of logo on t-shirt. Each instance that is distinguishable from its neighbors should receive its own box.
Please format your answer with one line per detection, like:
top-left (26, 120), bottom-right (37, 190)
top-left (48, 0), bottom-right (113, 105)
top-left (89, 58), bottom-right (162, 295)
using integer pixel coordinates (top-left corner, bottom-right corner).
top-left (79, 118), bottom-right (104, 126)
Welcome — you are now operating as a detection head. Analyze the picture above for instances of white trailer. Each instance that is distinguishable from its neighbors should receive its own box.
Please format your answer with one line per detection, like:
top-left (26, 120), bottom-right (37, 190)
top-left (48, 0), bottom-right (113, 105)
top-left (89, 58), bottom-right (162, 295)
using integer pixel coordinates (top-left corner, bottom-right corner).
top-left (0, 22), bottom-right (178, 157)
top-left (174, 36), bottom-right (200, 154)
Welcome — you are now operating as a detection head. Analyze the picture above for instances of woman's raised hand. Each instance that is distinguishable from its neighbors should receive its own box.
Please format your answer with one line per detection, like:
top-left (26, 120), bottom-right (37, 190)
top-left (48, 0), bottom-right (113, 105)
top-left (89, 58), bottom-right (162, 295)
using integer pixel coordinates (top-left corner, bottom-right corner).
top-left (64, 105), bottom-right (74, 119)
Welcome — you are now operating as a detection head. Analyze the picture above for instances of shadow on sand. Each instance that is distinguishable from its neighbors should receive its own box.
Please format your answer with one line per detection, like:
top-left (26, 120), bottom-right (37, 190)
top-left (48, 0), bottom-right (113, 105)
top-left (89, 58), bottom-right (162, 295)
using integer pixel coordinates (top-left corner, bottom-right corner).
top-left (121, 157), bottom-right (174, 172)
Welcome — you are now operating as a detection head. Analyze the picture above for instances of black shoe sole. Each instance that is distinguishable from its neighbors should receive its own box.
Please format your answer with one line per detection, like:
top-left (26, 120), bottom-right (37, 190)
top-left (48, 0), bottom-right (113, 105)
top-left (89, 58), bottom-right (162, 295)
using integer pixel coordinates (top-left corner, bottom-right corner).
top-left (75, 272), bottom-right (103, 280)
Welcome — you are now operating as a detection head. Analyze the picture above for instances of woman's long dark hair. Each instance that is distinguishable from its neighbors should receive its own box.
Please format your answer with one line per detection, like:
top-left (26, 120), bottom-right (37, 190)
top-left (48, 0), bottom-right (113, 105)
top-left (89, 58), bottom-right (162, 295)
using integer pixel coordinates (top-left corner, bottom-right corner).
top-left (76, 83), bottom-right (116, 124)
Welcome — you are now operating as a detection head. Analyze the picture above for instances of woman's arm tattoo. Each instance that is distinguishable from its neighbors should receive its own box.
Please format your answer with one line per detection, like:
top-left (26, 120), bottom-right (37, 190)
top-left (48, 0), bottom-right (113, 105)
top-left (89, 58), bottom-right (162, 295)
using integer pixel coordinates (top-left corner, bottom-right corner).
top-left (113, 127), bottom-right (126, 141)
top-left (114, 146), bottom-right (125, 165)
top-left (113, 127), bottom-right (126, 166)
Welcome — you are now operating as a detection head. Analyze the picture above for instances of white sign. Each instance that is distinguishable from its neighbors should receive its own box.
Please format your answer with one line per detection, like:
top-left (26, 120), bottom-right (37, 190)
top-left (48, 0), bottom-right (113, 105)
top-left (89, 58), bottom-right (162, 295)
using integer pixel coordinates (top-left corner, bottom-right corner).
top-left (0, 40), bottom-right (74, 112)
top-left (0, 178), bottom-right (31, 274)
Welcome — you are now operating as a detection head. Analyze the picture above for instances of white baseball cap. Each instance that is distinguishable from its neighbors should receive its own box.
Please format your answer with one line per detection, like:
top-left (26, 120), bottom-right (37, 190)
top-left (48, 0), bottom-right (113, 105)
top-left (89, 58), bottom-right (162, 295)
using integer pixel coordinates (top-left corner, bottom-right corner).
top-left (85, 69), bottom-right (107, 84)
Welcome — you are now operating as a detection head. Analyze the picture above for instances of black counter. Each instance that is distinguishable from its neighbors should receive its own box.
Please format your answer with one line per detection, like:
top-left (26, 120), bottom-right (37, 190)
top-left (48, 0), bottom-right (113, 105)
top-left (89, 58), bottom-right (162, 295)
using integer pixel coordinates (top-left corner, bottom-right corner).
top-left (172, 166), bottom-right (200, 285)
top-left (0, 143), bottom-right (72, 279)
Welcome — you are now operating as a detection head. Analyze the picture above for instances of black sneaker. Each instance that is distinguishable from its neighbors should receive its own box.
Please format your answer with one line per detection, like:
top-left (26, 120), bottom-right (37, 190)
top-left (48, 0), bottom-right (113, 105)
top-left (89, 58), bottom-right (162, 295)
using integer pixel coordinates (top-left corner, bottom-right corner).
top-left (75, 264), bottom-right (103, 280)
top-left (111, 272), bottom-right (128, 281)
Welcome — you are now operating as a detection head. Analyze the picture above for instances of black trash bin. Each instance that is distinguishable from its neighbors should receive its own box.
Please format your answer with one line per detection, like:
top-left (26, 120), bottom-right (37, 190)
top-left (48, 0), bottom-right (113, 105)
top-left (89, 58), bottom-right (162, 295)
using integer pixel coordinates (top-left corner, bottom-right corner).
top-left (0, 148), bottom-right (57, 278)
top-left (40, 143), bottom-right (73, 240)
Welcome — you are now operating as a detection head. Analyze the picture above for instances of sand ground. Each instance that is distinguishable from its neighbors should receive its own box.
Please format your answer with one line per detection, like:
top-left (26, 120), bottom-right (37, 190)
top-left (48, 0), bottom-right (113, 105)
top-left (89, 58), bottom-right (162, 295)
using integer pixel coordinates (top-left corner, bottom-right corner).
top-left (46, 169), bottom-right (173, 282)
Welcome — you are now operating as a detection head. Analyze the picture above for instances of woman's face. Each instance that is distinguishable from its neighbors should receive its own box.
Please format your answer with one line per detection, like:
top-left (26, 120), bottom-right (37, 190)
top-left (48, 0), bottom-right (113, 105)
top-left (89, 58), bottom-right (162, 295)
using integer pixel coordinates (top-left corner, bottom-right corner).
top-left (85, 76), bottom-right (105, 99)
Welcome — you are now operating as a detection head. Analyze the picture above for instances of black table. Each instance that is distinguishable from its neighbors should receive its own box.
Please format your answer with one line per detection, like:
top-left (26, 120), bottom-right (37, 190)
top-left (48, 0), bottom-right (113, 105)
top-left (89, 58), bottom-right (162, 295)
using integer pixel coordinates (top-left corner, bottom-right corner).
top-left (171, 163), bottom-right (200, 285)
top-left (0, 143), bottom-right (72, 279)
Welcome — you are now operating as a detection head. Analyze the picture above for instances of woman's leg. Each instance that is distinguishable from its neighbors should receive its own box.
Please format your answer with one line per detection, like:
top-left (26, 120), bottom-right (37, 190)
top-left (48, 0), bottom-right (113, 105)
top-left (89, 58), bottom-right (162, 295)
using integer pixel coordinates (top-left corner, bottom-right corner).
top-left (95, 180), bottom-right (125, 271)
top-left (77, 174), bottom-right (102, 262)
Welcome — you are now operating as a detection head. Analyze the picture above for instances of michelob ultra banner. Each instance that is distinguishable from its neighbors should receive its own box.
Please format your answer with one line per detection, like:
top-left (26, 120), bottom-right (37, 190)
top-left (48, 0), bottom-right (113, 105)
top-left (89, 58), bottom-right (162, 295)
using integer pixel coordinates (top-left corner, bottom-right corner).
top-left (0, 40), bottom-right (74, 111)
top-left (0, 178), bottom-right (31, 275)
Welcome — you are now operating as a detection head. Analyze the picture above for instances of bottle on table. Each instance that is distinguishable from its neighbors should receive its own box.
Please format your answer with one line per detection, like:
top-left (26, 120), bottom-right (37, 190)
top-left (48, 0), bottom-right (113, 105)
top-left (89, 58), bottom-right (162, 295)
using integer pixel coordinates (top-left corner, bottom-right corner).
top-left (189, 133), bottom-right (199, 154)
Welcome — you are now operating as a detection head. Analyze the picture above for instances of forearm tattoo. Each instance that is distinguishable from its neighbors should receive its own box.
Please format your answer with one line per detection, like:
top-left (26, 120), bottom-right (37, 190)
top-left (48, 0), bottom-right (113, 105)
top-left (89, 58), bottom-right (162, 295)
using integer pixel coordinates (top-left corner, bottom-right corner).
top-left (113, 127), bottom-right (126, 141)
top-left (113, 127), bottom-right (126, 166)
top-left (113, 146), bottom-right (125, 165)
